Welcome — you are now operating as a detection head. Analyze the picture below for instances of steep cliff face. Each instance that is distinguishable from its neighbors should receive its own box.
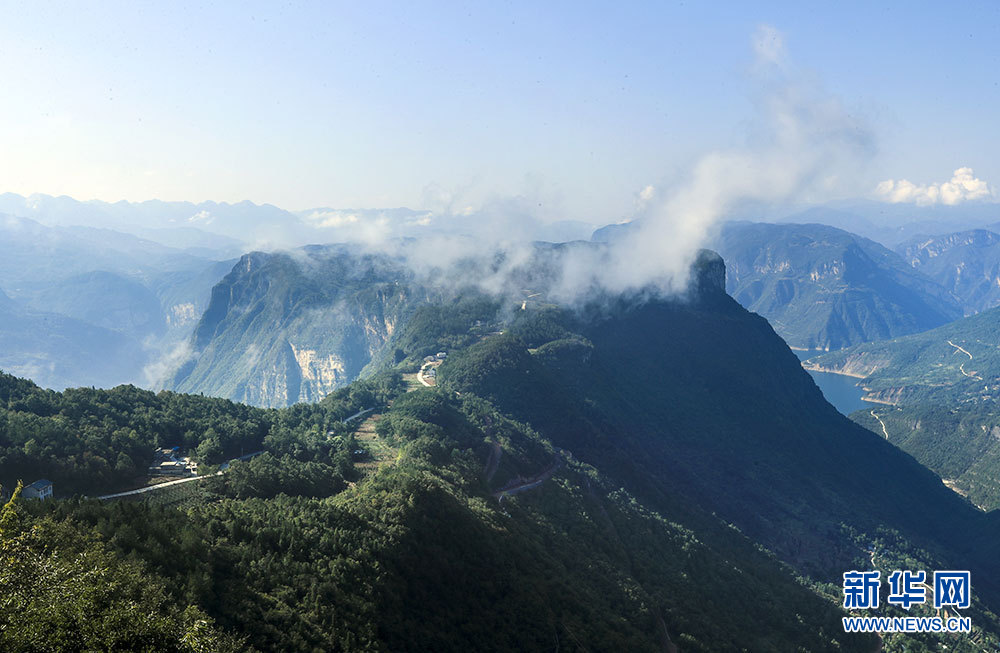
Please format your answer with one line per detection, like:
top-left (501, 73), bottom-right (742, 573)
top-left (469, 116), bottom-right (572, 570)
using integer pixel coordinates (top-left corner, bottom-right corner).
top-left (170, 247), bottom-right (423, 407)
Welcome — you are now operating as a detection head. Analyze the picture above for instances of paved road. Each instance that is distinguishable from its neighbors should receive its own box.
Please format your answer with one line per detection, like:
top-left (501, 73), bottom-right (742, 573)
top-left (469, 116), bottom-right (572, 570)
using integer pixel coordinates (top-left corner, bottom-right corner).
top-left (96, 450), bottom-right (265, 500)
top-left (343, 407), bottom-right (375, 424)
top-left (96, 471), bottom-right (222, 500)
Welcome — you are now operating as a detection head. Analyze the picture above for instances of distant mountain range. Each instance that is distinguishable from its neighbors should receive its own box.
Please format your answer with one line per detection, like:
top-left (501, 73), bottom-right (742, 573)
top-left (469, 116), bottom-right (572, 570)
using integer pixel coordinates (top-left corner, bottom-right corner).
top-left (595, 220), bottom-right (964, 350)
top-left (0, 213), bottom-right (234, 390)
top-left (896, 228), bottom-right (1000, 314)
top-left (0, 192), bottom-right (598, 251)
top-left (776, 199), bottom-right (1000, 248)
top-left (4, 188), bottom-right (1000, 395)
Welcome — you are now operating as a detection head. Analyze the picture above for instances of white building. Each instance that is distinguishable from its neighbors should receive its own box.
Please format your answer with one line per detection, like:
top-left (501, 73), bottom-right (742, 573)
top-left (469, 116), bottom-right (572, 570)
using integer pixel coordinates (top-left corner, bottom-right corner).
top-left (23, 479), bottom-right (53, 500)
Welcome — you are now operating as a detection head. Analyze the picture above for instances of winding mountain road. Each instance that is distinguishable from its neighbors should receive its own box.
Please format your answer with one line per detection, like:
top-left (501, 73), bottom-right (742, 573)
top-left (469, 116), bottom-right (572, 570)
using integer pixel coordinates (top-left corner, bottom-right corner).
top-left (870, 410), bottom-right (889, 440)
top-left (492, 455), bottom-right (564, 501)
top-left (947, 340), bottom-right (981, 380)
top-left (342, 407), bottom-right (375, 424)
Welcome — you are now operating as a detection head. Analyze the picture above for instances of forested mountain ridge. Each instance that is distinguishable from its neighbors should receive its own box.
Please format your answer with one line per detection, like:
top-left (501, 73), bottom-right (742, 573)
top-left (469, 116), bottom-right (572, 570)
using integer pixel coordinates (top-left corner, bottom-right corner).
top-left (3, 386), bottom-right (874, 651)
top-left (6, 251), bottom-right (1000, 650)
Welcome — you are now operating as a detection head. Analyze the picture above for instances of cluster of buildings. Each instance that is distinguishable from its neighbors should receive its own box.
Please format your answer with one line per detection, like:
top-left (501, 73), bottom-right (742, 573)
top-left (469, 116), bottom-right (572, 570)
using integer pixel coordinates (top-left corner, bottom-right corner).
top-left (421, 352), bottom-right (447, 382)
top-left (10, 447), bottom-right (199, 504)
top-left (148, 447), bottom-right (198, 476)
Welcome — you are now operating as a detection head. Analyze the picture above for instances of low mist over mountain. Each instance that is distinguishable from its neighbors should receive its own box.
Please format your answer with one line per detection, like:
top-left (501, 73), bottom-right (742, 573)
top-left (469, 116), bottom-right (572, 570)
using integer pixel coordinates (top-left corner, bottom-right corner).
top-left (167, 239), bottom-right (697, 407)
top-left (6, 187), bottom-right (1000, 395)
top-left (596, 220), bottom-right (963, 350)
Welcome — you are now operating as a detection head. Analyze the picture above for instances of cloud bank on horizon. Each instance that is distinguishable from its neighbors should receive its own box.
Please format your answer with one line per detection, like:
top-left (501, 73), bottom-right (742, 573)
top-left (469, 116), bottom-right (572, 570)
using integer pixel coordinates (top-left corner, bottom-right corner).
top-left (875, 167), bottom-right (995, 205)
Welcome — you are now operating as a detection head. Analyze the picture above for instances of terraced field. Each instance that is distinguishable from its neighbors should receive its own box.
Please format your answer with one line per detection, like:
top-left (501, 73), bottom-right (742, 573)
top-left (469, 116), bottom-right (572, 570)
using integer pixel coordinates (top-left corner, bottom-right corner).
top-left (352, 413), bottom-right (399, 477)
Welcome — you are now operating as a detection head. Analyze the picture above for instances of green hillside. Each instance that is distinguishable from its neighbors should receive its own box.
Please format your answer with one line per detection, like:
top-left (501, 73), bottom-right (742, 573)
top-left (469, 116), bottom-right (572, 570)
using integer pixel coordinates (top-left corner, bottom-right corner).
top-left (715, 222), bottom-right (963, 350)
top-left (807, 307), bottom-right (1000, 508)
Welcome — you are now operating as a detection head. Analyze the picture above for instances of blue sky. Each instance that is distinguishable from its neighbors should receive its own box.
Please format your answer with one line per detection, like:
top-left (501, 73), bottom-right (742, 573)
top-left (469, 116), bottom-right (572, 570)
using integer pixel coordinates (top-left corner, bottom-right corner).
top-left (1, 1), bottom-right (997, 222)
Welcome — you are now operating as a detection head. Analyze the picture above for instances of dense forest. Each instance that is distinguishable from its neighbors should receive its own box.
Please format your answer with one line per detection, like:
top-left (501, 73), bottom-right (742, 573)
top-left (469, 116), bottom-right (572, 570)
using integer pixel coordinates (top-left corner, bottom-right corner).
top-left (0, 370), bottom-right (402, 497)
top-left (4, 386), bottom-right (876, 651)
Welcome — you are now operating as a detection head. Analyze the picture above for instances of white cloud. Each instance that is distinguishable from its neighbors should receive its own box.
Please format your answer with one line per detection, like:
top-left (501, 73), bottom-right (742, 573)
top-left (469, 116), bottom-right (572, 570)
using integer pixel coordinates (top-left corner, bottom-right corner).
top-left (585, 26), bottom-right (873, 297)
top-left (303, 210), bottom-right (361, 228)
top-left (752, 24), bottom-right (785, 67)
top-left (187, 209), bottom-right (213, 223)
top-left (339, 25), bottom-right (874, 305)
top-left (875, 167), bottom-right (994, 205)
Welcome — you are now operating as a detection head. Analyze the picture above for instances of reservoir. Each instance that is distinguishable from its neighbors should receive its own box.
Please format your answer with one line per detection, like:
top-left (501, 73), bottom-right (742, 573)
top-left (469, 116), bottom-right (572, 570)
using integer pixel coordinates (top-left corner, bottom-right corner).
top-left (792, 349), bottom-right (868, 416)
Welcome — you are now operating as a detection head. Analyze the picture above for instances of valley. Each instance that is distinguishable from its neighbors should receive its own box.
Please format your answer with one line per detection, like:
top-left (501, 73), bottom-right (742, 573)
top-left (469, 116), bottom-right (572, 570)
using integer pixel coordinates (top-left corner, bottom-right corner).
top-left (6, 244), bottom-right (1000, 650)
top-left (805, 311), bottom-right (1000, 510)
top-left (793, 349), bottom-right (868, 415)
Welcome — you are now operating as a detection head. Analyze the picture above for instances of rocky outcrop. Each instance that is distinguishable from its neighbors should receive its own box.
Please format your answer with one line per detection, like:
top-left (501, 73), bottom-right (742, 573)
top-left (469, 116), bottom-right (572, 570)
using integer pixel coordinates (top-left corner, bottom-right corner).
top-left (169, 247), bottom-right (421, 407)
